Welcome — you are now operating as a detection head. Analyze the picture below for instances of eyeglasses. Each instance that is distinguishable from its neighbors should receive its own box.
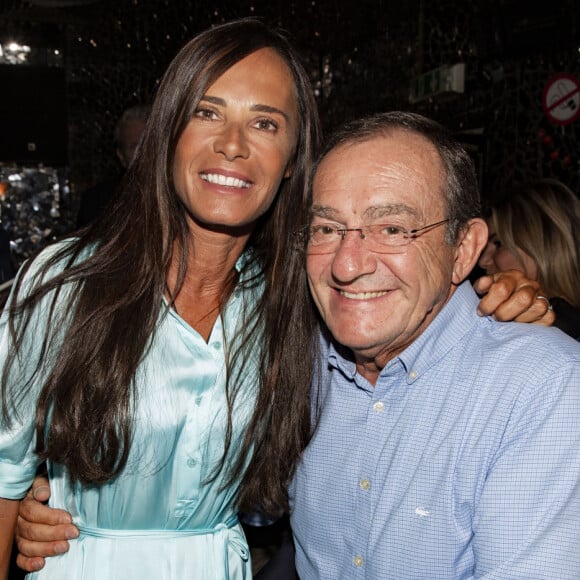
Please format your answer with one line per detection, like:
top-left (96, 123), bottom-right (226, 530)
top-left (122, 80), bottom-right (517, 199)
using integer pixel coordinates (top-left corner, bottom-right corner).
top-left (296, 218), bottom-right (449, 255)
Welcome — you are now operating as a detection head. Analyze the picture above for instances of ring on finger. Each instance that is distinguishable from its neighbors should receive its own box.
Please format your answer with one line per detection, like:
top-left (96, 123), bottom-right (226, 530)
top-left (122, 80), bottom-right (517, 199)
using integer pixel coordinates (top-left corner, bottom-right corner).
top-left (536, 295), bottom-right (553, 311)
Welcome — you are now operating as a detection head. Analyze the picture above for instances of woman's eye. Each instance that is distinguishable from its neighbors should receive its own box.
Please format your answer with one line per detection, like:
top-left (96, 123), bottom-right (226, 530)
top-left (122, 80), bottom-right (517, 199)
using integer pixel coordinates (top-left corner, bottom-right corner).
top-left (194, 108), bottom-right (218, 120)
top-left (254, 118), bottom-right (278, 132)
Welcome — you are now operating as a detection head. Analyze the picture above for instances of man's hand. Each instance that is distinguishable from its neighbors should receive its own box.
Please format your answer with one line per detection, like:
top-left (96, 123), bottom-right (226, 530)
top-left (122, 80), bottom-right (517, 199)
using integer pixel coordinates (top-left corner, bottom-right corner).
top-left (15, 475), bottom-right (79, 573)
top-left (474, 270), bottom-right (555, 325)
top-left (0, 498), bottom-right (19, 580)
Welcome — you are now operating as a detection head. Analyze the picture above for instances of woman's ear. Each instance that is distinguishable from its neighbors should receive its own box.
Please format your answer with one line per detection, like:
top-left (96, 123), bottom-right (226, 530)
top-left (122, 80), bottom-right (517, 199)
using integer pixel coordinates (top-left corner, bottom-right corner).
top-left (452, 218), bottom-right (489, 285)
top-left (283, 162), bottom-right (294, 179)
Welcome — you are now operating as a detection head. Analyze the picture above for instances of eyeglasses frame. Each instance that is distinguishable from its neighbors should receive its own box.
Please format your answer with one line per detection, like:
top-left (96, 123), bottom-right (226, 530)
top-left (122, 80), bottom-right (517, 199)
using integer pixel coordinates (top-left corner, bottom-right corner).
top-left (295, 217), bottom-right (450, 254)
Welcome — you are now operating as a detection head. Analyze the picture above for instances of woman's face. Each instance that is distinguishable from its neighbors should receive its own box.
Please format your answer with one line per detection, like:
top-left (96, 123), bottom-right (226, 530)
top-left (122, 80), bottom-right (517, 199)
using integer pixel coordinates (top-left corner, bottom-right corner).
top-left (173, 47), bottom-right (299, 233)
top-left (478, 222), bottom-right (538, 279)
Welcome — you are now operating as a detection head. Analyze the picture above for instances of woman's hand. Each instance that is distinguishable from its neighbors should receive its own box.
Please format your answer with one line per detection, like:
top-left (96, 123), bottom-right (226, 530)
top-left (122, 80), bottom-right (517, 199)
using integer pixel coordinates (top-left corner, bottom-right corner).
top-left (15, 475), bottom-right (79, 573)
top-left (474, 270), bottom-right (555, 325)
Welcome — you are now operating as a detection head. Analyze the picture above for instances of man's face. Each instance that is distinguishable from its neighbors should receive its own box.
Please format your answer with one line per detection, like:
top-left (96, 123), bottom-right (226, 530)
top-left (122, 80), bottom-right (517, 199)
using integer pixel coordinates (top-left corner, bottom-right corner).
top-left (307, 131), bottom-right (459, 372)
top-left (117, 118), bottom-right (147, 168)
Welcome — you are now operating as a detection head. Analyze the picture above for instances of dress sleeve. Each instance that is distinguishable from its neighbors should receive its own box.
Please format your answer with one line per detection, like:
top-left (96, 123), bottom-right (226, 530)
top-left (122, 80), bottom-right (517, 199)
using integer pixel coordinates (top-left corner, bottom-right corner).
top-left (0, 245), bottom-right (70, 499)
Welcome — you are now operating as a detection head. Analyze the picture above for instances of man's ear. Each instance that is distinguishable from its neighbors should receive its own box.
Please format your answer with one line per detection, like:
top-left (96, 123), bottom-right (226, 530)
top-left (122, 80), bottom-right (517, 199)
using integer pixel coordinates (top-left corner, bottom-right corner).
top-left (452, 218), bottom-right (488, 285)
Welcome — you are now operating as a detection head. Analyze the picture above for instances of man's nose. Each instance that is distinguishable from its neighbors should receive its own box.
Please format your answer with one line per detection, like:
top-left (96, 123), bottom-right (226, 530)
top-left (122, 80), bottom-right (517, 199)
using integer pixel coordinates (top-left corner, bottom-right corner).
top-left (331, 230), bottom-right (377, 282)
top-left (213, 123), bottom-right (250, 161)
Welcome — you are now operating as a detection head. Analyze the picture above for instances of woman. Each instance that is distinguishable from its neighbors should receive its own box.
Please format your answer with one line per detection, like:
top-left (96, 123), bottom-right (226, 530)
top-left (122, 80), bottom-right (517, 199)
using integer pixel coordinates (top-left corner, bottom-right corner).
top-left (2, 19), bottom-right (553, 579)
top-left (479, 179), bottom-right (580, 339)
top-left (0, 18), bottom-right (320, 579)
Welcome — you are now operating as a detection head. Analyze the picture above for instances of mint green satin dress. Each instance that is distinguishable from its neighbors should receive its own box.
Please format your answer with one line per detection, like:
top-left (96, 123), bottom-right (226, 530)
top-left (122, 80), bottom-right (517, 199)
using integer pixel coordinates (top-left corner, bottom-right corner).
top-left (0, 243), bottom-right (261, 579)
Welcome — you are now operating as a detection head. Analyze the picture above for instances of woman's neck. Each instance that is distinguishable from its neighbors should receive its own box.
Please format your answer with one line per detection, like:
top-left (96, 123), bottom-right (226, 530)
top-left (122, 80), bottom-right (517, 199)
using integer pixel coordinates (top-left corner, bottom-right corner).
top-left (166, 226), bottom-right (249, 341)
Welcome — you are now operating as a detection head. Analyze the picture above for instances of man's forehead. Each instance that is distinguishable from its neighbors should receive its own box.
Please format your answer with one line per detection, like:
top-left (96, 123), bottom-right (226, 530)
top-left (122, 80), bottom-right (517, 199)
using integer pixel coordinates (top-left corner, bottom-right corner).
top-left (312, 131), bottom-right (445, 215)
top-left (316, 131), bottom-right (441, 176)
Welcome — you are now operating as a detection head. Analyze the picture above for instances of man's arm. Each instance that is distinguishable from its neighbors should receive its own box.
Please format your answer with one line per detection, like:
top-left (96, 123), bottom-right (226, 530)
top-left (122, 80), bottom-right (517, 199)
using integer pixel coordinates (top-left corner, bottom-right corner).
top-left (14, 475), bottom-right (78, 573)
top-left (474, 270), bottom-right (555, 325)
top-left (0, 498), bottom-right (19, 580)
top-left (474, 364), bottom-right (580, 577)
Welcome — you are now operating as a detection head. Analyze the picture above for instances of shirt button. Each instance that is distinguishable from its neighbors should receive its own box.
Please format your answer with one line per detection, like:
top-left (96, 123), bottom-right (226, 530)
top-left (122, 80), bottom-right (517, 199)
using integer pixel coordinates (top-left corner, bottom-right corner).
top-left (186, 458), bottom-right (197, 468)
top-left (353, 555), bottom-right (364, 567)
top-left (373, 401), bottom-right (385, 412)
top-left (211, 341), bottom-right (221, 350)
top-left (408, 370), bottom-right (418, 380)
top-left (359, 478), bottom-right (371, 490)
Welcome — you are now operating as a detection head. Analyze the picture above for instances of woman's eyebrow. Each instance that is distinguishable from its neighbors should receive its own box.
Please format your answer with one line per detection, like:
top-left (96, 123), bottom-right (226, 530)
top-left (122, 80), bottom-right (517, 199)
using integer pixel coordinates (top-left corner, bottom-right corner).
top-left (200, 95), bottom-right (225, 106)
top-left (250, 104), bottom-right (290, 123)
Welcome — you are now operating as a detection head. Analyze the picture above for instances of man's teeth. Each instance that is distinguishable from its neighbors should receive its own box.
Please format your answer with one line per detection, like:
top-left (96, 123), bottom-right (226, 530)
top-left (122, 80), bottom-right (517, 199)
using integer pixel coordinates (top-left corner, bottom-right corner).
top-left (340, 290), bottom-right (389, 300)
top-left (201, 173), bottom-right (250, 188)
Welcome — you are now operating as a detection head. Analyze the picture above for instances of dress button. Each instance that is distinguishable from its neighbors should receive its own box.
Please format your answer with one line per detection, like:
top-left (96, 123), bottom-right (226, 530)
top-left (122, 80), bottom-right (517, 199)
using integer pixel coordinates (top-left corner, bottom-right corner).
top-left (359, 478), bottom-right (371, 490)
top-left (373, 401), bottom-right (385, 412)
top-left (353, 555), bottom-right (364, 567)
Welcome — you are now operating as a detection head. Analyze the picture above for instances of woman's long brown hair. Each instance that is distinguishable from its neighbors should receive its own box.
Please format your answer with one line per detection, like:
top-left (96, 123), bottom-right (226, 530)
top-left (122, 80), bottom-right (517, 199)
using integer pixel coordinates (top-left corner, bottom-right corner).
top-left (1, 18), bottom-right (322, 512)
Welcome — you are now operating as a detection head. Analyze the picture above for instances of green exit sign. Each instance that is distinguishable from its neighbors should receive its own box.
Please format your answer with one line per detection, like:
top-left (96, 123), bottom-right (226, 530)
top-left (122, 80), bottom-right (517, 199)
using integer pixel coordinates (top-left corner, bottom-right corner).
top-left (410, 63), bottom-right (465, 103)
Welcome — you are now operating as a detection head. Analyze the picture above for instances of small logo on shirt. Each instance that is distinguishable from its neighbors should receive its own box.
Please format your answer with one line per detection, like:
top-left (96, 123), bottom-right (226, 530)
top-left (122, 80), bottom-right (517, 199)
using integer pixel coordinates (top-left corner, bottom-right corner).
top-left (415, 507), bottom-right (431, 517)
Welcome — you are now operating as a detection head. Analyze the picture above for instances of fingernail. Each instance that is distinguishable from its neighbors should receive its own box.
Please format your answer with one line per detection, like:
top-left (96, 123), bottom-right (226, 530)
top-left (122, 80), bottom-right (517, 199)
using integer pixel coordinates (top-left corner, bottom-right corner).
top-left (54, 542), bottom-right (69, 554)
top-left (32, 486), bottom-right (50, 500)
top-left (476, 308), bottom-right (483, 316)
top-left (65, 527), bottom-right (79, 539)
top-left (31, 560), bottom-right (44, 571)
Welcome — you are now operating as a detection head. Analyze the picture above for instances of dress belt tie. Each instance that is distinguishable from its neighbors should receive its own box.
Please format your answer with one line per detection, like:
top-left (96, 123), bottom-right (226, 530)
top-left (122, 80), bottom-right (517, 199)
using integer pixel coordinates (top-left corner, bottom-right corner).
top-left (77, 513), bottom-right (249, 567)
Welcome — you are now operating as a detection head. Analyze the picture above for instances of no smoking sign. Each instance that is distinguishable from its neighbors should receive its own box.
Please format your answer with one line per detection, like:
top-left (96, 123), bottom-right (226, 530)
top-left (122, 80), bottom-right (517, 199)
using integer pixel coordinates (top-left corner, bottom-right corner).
top-left (542, 74), bottom-right (580, 125)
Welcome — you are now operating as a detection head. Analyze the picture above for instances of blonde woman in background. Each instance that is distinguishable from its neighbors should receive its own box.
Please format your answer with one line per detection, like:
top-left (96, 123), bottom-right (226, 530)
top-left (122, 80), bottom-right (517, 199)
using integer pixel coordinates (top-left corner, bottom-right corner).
top-left (479, 179), bottom-right (580, 339)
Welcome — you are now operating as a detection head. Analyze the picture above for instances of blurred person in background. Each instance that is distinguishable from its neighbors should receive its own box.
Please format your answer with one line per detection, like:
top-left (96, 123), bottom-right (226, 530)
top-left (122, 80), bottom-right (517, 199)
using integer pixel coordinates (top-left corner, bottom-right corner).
top-left (76, 104), bottom-right (150, 227)
top-left (479, 179), bottom-right (580, 339)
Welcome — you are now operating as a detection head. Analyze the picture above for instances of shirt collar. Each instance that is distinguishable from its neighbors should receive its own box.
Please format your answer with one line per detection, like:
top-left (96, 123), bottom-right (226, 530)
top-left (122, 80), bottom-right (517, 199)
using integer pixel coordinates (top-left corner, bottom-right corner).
top-left (395, 281), bottom-right (480, 383)
top-left (230, 248), bottom-right (265, 298)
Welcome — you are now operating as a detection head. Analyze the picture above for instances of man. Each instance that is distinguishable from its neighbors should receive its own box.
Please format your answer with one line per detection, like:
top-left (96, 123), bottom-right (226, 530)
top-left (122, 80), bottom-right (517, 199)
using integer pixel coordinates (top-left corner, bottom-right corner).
top-left (11, 113), bottom-right (561, 577)
top-left (289, 112), bottom-right (580, 578)
top-left (76, 104), bottom-right (150, 227)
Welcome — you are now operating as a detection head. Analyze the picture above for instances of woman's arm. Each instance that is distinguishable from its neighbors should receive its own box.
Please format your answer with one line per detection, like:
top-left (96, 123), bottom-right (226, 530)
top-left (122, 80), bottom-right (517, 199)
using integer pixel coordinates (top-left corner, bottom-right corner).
top-left (0, 498), bottom-right (19, 580)
top-left (474, 270), bottom-right (555, 325)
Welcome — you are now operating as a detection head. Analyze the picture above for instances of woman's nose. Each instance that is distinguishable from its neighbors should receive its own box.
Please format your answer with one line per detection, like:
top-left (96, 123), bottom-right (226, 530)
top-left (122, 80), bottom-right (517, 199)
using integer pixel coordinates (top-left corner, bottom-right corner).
top-left (213, 124), bottom-right (250, 161)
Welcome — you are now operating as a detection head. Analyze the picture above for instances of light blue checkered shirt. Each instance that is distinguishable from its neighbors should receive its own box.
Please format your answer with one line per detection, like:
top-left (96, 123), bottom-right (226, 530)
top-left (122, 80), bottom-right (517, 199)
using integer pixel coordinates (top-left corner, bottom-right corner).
top-left (290, 282), bottom-right (580, 579)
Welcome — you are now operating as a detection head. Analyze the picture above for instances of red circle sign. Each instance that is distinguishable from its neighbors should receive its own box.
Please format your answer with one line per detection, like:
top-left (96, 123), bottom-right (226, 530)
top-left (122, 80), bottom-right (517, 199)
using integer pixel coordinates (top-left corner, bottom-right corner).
top-left (542, 74), bottom-right (580, 125)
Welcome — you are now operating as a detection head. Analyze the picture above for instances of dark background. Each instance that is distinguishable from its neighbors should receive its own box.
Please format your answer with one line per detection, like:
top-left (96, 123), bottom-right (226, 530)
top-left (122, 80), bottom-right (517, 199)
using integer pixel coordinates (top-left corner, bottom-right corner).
top-left (0, 0), bottom-right (579, 264)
